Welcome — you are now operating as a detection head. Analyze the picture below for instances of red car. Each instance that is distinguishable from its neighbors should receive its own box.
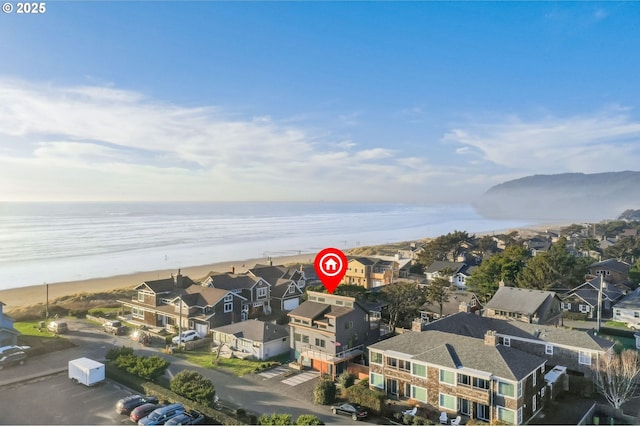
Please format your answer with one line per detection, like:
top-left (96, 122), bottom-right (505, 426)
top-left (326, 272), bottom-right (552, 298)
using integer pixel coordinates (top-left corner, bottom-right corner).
top-left (130, 403), bottom-right (161, 423)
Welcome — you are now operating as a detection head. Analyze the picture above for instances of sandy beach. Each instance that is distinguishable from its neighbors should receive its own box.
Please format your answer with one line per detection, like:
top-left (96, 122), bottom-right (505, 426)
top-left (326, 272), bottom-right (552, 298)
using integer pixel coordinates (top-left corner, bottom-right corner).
top-left (0, 223), bottom-right (568, 312)
top-left (0, 252), bottom-right (316, 311)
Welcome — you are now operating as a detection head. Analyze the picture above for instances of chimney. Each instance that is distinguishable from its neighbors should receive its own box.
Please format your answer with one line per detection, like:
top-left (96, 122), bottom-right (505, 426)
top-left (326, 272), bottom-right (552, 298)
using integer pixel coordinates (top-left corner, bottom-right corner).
top-left (412, 318), bottom-right (428, 332)
top-left (484, 330), bottom-right (498, 346)
top-left (498, 280), bottom-right (505, 287)
top-left (175, 269), bottom-right (184, 288)
top-left (459, 302), bottom-right (470, 313)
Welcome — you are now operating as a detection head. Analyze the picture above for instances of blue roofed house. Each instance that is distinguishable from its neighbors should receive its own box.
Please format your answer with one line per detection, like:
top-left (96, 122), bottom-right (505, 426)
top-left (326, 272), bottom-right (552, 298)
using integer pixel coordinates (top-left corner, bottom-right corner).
top-left (0, 301), bottom-right (19, 346)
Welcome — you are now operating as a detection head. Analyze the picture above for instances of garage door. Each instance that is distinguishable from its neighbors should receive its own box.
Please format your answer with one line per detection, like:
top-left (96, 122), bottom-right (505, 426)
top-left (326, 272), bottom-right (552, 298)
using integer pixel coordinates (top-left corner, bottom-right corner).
top-left (284, 298), bottom-right (299, 311)
top-left (195, 323), bottom-right (208, 338)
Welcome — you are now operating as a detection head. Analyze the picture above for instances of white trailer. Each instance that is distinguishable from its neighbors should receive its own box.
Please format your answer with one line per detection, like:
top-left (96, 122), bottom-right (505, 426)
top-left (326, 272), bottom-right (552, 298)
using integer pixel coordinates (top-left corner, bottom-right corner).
top-left (68, 357), bottom-right (105, 386)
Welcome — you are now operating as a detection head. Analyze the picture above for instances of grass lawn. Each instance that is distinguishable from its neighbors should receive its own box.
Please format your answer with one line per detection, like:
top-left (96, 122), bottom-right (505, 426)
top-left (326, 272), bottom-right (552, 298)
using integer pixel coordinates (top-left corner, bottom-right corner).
top-left (14, 321), bottom-right (76, 354)
top-left (174, 351), bottom-right (286, 377)
top-left (14, 321), bottom-right (57, 337)
top-left (604, 320), bottom-right (632, 329)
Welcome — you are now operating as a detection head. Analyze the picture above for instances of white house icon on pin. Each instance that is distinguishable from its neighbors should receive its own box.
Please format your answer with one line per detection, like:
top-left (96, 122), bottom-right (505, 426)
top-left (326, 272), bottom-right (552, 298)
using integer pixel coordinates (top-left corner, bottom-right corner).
top-left (324, 258), bottom-right (338, 272)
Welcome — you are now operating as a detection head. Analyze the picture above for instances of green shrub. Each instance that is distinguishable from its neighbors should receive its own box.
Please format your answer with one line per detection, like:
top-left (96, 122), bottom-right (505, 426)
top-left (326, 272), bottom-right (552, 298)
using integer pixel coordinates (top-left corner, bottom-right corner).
top-left (359, 378), bottom-right (369, 387)
top-left (338, 372), bottom-right (356, 389)
top-left (88, 309), bottom-right (105, 317)
top-left (69, 309), bottom-right (88, 318)
top-left (343, 383), bottom-right (385, 414)
top-left (116, 353), bottom-right (138, 371)
top-left (106, 345), bottom-right (134, 361)
top-left (413, 416), bottom-right (429, 425)
top-left (393, 413), bottom-right (404, 422)
top-left (258, 413), bottom-right (293, 425)
top-left (295, 414), bottom-right (323, 425)
top-left (134, 355), bottom-right (170, 381)
top-left (105, 361), bottom-right (145, 393)
top-left (403, 414), bottom-right (415, 425)
top-left (141, 382), bottom-right (239, 425)
top-left (313, 379), bottom-right (336, 405)
top-left (170, 370), bottom-right (215, 406)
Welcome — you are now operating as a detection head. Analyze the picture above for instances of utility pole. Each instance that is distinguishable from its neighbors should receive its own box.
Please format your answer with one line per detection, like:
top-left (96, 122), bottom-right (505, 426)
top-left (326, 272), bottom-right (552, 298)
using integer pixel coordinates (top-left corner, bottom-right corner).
top-left (597, 273), bottom-right (603, 332)
top-left (178, 295), bottom-right (183, 347)
top-left (45, 283), bottom-right (49, 319)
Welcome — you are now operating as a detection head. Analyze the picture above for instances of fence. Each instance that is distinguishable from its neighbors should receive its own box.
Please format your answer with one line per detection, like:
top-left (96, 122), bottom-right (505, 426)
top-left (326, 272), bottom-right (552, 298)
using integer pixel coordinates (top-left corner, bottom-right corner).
top-left (347, 362), bottom-right (370, 380)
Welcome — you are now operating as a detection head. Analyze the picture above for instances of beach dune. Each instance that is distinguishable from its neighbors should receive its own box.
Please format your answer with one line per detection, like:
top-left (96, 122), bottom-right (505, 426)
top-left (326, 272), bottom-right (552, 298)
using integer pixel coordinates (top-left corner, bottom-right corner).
top-left (0, 253), bottom-right (316, 310)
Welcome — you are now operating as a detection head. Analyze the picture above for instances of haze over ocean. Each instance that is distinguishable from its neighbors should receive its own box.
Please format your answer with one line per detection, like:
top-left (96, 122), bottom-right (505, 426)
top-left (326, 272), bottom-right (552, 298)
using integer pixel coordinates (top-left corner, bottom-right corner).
top-left (0, 202), bottom-right (530, 290)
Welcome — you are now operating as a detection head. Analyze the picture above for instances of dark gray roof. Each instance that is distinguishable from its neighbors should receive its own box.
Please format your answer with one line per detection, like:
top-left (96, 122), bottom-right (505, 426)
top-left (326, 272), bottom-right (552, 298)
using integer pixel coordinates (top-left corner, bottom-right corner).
top-left (614, 289), bottom-right (640, 310)
top-left (590, 259), bottom-right (631, 274)
top-left (369, 330), bottom-right (546, 381)
top-left (568, 277), bottom-right (624, 303)
top-left (288, 301), bottom-right (330, 319)
top-left (248, 265), bottom-right (288, 285)
top-left (271, 280), bottom-right (303, 299)
top-left (207, 273), bottom-right (261, 291)
top-left (425, 261), bottom-right (466, 274)
top-left (183, 286), bottom-right (245, 306)
top-left (485, 287), bottom-right (557, 315)
top-left (212, 320), bottom-right (289, 343)
top-left (348, 256), bottom-right (378, 266)
top-left (420, 292), bottom-right (480, 317)
top-left (137, 278), bottom-right (177, 293)
top-left (425, 312), bottom-right (614, 352)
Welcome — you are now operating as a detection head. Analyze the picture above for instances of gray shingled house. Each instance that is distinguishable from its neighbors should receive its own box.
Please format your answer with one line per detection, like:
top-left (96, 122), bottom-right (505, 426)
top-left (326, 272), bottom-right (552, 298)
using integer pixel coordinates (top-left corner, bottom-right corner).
top-left (484, 286), bottom-right (562, 325)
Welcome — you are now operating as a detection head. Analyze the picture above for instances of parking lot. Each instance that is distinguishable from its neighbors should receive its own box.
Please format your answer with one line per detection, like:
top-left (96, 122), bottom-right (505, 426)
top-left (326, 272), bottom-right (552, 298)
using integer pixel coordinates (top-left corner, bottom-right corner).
top-left (0, 372), bottom-right (134, 425)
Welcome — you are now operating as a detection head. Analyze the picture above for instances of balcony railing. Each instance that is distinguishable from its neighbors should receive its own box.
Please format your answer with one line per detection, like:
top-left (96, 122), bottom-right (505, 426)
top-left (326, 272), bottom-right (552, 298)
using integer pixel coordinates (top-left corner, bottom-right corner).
top-left (301, 344), bottom-right (364, 363)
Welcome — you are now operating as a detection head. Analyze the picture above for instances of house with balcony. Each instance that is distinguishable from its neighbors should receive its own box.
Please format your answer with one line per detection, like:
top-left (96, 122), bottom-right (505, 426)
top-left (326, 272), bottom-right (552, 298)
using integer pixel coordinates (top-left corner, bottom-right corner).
top-left (118, 271), bottom-right (245, 337)
top-left (288, 291), bottom-right (376, 379)
top-left (425, 312), bottom-right (614, 379)
top-left (484, 286), bottom-right (562, 325)
top-left (342, 257), bottom-right (399, 289)
top-left (202, 272), bottom-right (271, 320)
top-left (368, 329), bottom-right (547, 425)
top-left (0, 301), bottom-right (19, 346)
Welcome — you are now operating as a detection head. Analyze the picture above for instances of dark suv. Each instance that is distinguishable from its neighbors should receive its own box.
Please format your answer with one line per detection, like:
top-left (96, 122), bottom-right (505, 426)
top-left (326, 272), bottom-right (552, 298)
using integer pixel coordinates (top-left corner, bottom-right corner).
top-left (0, 347), bottom-right (27, 370)
top-left (115, 395), bottom-right (160, 415)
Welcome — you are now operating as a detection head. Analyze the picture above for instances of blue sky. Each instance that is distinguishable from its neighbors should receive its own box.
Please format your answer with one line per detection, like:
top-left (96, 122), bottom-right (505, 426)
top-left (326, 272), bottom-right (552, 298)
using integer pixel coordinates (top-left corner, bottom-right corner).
top-left (1, 1), bottom-right (639, 202)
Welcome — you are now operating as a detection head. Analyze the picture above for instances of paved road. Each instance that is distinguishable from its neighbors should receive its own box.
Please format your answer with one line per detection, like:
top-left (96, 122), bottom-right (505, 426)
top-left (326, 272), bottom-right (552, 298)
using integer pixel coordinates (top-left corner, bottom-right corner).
top-left (0, 319), bottom-right (360, 425)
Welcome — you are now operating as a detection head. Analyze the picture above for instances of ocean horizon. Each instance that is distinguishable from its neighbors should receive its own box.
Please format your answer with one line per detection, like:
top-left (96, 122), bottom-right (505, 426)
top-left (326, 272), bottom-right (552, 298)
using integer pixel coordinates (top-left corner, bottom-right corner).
top-left (0, 202), bottom-right (533, 290)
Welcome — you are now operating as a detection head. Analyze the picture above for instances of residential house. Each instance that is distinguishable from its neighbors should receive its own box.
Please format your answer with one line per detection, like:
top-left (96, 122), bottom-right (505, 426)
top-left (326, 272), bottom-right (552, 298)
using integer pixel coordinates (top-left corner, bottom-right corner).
top-left (288, 291), bottom-right (375, 379)
top-left (270, 278), bottom-right (305, 313)
top-left (248, 264), bottom-right (307, 289)
top-left (419, 291), bottom-right (483, 321)
top-left (342, 257), bottom-right (399, 289)
top-left (370, 254), bottom-right (413, 278)
top-left (119, 271), bottom-right (245, 337)
top-left (561, 276), bottom-right (624, 319)
top-left (0, 301), bottom-right (19, 346)
top-left (211, 320), bottom-right (290, 360)
top-left (523, 237), bottom-right (551, 257)
top-left (589, 259), bottom-right (631, 285)
top-left (368, 329), bottom-right (547, 425)
top-left (203, 272), bottom-right (271, 320)
top-left (484, 286), bottom-right (562, 325)
top-left (423, 261), bottom-right (476, 290)
top-left (425, 312), bottom-right (615, 378)
top-left (613, 288), bottom-right (640, 328)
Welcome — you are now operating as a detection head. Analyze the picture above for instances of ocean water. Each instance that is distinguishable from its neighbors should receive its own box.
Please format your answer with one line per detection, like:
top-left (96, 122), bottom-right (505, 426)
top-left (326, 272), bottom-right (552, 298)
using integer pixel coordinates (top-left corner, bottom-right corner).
top-left (0, 202), bottom-right (530, 290)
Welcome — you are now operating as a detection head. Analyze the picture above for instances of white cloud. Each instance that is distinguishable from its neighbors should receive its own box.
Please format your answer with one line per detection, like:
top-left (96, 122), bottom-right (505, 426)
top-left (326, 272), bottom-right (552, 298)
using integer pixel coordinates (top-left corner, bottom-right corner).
top-left (444, 109), bottom-right (640, 175)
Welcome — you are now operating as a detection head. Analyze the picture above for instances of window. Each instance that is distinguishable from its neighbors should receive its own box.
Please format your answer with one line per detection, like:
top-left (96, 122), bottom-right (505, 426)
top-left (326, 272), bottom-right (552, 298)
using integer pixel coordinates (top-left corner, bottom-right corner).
top-left (474, 377), bottom-right (489, 390)
top-left (518, 407), bottom-right (523, 424)
top-left (345, 321), bottom-right (354, 329)
top-left (579, 304), bottom-right (590, 313)
top-left (224, 294), bottom-right (233, 302)
top-left (497, 381), bottom-right (515, 397)
top-left (458, 374), bottom-right (471, 386)
top-left (315, 338), bottom-right (325, 348)
top-left (503, 337), bottom-right (511, 347)
top-left (370, 373), bottom-right (384, 389)
top-left (335, 299), bottom-right (344, 305)
top-left (224, 302), bottom-right (233, 313)
top-left (517, 382), bottom-right (522, 398)
top-left (288, 286), bottom-right (296, 294)
top-left (370, 351), bottom-right (383, 365)
top-left (387, 357), bottom-right (398, 368)
top-left (615, 309), bottom-right (621, 316)
top-left (160, 298), bottom-right (172, 305)
top-left (541, 387), bottom-right (545, 398)
top-left (132, 307), bottom-right (144, 319)
top-left (138, 292), bottom-right (145, 302)
top-left (294, 333), bottom-right (301, 342)
top-left (545, 344), bottom-right (553, 355)
top-left (412, 363), bottom-right (427, 378)
top-left (257, 287), bottom-right (268, 298)
top-left (439, 393), bottom-right (456, 410)
top-left (533, 370), bottom-right (537, 387)
top-left (497, 407), bottom-right (515, 424)
top-left (411, 386), bottom-right (428, 403)
top-left (398, 359), bottom-right (411, 372)
top-left (635, 312), bottom-right (640, 319)
top-left (579, 351), bottom-right (592, 365)
top-left (439, 369), bottom-right (455, 385)
top-left (302, 335), bottom-right (309, 344)
top-left (561, 302), bottom-right (571, 311)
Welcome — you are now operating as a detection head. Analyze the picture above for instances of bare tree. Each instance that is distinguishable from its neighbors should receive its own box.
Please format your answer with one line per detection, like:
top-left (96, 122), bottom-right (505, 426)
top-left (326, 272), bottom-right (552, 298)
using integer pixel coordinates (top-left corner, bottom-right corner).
top-left (594, 349), bottom-right (640, 409)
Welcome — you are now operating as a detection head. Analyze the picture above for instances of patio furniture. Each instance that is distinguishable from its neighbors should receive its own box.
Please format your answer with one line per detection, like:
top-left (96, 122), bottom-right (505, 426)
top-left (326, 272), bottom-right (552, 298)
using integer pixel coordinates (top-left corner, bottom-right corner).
top-left (439, 412), bottom-right (448, 424)
top-left (402, 407), bottom-right (418, 416)
top-left (450, 416), bottom-right (461, 426)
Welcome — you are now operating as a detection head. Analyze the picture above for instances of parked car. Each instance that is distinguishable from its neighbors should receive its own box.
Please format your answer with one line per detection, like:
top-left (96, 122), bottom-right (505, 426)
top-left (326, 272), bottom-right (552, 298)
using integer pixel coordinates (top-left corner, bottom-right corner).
top-left (0, 347), bottom-right (27, 370)
top-left (0, 345), bottom-right (30, 356)
top-left (115, 395), bottom-right (159, 415)
top-left (130, 403), bottom-right (162, 423)
top-left (47, 321), bottom-right (69, 334)
top-left (331, 403), bottom-right (368, 421)
top-left (172, 330), bottom-right (199, 345)
top-left (138, 403), bottom-right (185, 426)
top-left (164, 410), bottom-right (205, 425)
top-left (104, 320), bottom-right (128, 335)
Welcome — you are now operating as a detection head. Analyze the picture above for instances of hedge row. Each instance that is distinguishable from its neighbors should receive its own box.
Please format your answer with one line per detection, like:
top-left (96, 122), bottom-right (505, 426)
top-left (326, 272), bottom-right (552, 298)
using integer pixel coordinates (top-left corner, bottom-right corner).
top-left (105, 362), bottom-right (145, 393)
top-left (142, 382), bottom-right (243, 425)
top-left (343, 383), bottom-right (385, 414)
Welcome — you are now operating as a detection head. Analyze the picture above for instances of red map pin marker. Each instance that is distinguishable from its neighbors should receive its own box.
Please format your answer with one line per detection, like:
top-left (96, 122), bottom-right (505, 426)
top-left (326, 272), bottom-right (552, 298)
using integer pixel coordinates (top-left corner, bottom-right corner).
top-left (314, 247), bottom-right (348, 294)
